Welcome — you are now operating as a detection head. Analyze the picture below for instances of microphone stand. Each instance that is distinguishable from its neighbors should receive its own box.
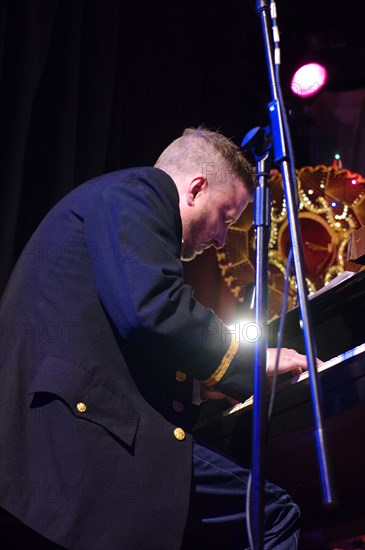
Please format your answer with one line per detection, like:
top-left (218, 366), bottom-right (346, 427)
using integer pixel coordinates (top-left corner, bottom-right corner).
top-left (241, 126), bottom-right (272, 550)
top-left (245, 2), bottom-right (338, 548)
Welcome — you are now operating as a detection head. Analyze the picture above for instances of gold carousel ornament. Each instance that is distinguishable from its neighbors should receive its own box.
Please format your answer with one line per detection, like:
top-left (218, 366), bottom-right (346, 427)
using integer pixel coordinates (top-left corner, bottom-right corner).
top-left (217, 165), bottom-right (365, 319)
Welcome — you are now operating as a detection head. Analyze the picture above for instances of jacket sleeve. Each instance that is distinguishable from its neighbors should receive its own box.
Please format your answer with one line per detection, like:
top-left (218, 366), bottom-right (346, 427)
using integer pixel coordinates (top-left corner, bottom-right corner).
top-left (83, 168), bottom-right (254, 402)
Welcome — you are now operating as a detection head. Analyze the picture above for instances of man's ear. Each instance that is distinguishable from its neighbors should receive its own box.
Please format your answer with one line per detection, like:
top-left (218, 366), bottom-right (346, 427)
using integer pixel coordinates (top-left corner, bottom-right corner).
top-left (186, 176), bottom-right (207, 206)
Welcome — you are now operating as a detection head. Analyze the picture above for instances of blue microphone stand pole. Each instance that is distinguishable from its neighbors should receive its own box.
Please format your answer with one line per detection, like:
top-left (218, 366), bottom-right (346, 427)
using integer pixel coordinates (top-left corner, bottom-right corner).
top-left (247, 2), bottom-right (338, 548)
top-left (241, 126), bottom-right (272, 550)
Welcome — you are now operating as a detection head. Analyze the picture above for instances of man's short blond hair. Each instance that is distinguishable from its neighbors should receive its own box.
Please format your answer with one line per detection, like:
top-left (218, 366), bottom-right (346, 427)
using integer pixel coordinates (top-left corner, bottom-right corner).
top-left (155, 126), bottom-right (256, 195)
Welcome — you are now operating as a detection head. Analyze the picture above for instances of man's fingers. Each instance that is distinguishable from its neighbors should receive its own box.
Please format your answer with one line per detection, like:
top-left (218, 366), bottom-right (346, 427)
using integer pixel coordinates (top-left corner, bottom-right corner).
top-left (267, 347), bottom-right (323, 376)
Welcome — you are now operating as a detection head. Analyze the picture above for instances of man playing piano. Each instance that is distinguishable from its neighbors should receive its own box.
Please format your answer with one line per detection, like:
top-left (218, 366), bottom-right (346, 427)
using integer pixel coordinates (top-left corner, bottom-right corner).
top-left (0, 126), bottom-right (310, 549)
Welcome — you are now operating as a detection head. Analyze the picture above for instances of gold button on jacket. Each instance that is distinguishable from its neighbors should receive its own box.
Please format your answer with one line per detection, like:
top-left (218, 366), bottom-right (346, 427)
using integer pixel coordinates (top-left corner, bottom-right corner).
top-left (173, 427), bottom-right (185, 441)
top-left (76, 402), bottom-right (87, 413)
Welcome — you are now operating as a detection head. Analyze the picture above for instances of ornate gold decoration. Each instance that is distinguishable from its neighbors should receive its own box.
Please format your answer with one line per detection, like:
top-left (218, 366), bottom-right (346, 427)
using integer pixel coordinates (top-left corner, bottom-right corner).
top-left (217, 165), bottom-right (365, 319)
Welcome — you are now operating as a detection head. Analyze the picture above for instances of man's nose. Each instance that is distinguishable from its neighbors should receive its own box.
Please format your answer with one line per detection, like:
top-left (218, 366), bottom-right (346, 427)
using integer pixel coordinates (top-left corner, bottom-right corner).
top-left (215, 227), bottom-right (229, 249)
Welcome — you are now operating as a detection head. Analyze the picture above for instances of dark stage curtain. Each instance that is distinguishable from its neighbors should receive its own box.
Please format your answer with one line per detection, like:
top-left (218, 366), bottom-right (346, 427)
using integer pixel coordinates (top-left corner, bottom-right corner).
top-left (0, 0), bottom-right (268, 311)
top-left (0, 0), bottom-right (123, 291)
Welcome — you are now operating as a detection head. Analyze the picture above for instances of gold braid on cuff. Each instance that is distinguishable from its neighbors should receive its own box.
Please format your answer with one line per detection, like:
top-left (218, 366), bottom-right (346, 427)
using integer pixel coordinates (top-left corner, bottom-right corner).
top-left (203, 334), bottom-right (239, 387)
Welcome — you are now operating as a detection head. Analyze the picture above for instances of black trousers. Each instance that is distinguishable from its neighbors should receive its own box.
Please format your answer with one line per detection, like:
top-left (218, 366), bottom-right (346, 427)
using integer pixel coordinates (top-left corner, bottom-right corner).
top-left (182, 441), bottom-right (301, 549)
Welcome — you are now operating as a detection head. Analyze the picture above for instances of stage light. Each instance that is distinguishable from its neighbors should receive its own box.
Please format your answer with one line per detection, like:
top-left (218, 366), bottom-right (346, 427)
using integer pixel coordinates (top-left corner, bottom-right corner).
top-left (290, 62), bottom-right (327, 98)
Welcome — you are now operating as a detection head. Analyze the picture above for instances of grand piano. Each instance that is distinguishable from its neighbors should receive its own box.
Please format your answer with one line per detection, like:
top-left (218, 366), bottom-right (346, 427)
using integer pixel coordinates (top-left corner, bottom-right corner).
top-left (194, 269), bottom-right (365, 549)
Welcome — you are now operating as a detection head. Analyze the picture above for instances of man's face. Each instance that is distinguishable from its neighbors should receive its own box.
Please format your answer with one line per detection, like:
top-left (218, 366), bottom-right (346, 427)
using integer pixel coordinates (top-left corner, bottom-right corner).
top-left (180, 177), bottom-right (251, 262)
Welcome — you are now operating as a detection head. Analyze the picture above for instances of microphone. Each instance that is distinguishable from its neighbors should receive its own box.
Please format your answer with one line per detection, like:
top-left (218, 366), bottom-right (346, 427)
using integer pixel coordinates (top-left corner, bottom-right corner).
top-left (241, 126), bottom-right (272, 158)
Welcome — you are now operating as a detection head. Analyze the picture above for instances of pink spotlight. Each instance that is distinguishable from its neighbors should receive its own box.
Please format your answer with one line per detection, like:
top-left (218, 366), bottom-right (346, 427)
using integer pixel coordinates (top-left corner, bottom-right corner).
top-left (291, 63), bottom-right (327, 98)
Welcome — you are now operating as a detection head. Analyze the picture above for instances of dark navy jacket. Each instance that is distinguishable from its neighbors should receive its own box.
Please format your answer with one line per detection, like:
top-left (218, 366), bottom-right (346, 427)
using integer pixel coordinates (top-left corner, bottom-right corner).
top-left (0, 167), bottom-right (254, 549)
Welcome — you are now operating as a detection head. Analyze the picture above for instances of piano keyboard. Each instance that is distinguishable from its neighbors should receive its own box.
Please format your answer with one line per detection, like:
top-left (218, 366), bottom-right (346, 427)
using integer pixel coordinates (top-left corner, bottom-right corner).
top-left (292, 341), bottom-right (365, 383)
top-left (228, 342), bottom-right (365, 415)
